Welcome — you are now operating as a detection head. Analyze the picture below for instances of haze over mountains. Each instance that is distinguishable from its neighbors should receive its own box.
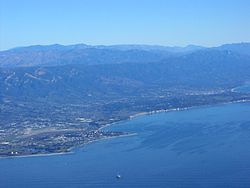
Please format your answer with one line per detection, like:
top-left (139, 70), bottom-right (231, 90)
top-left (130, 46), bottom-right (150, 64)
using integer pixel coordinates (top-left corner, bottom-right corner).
top-left (0, 42), bottom-right (249, 67)
top-left (0, 42), bottom-right (250, 101)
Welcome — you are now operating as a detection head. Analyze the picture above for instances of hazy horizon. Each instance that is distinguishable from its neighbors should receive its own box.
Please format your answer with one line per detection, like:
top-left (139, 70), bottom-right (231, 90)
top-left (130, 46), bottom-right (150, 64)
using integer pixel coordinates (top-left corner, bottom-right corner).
top-left (2, 41), bottom-right (250, 51)
top-left (1, 0), bottom-right (250, 50)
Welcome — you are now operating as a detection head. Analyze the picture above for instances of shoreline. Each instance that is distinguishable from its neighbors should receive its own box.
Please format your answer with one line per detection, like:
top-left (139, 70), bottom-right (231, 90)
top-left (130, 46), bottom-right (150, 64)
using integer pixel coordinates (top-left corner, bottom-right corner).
top-left (83, 133), bottom-right (138, 147)
top-left (69, 132), bottom-right (138, 153)
top-left (128, 99), bottom-right (250, 120)
top-left (0, 133), bottom-right (137, 159)
top-left (1, 99), bottom-right (250, 159)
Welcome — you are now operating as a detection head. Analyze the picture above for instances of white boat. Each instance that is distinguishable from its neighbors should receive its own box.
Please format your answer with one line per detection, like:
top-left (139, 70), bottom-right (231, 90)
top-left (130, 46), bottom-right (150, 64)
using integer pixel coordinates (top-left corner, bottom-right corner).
top-left (116, 174), bottom-right (122, 179)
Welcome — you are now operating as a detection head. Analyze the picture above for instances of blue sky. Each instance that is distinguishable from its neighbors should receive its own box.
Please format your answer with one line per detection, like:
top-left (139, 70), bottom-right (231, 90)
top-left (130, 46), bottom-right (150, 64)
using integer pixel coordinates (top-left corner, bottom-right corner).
top-left (0, 0), bottom-right (250, 50)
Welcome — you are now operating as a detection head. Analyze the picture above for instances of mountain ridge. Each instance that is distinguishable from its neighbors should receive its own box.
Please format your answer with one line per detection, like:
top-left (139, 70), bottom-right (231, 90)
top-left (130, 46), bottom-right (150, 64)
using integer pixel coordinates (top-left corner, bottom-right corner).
top-left (1, 42), bottom-right (250, 68)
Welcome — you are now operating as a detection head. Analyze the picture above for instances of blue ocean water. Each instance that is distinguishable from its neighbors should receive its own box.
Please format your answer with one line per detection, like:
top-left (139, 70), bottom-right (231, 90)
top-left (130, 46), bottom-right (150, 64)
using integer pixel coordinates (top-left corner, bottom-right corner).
top-left (1, 102), bottom-right (250, 188)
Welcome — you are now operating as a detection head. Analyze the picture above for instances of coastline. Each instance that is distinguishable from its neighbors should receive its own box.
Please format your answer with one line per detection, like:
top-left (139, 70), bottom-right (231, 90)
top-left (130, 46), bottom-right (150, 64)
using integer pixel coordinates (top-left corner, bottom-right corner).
top-left (128, 99), bottom-right (250, 121)
top-left (1, 99), bottom-right (249, 159)
top-left (68, 132), bottom-right (138, 154)
top-left (0, 133), bottom-right (137, 159)
top-left (83, 132), bottom-right (138, 147)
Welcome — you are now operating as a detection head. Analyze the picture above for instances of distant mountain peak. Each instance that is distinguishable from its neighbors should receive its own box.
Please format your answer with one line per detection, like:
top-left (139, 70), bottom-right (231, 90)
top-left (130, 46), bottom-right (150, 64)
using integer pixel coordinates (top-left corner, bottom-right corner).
top-left (215, 42), bottom-right (250, 56)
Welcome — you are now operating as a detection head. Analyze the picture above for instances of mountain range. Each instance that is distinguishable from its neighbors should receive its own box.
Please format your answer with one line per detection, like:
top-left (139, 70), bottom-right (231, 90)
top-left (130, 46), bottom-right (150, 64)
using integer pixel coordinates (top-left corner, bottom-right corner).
top-left (1, 42), bottom-right (249, 67)
top-left (0, 42), bottom-right (250, 102)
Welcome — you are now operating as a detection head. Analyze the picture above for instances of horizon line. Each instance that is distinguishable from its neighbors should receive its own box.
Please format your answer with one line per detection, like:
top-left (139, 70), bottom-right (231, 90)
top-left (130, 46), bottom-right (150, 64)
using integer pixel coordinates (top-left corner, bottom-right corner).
top-left (2, 41), bottom-right (250, 51)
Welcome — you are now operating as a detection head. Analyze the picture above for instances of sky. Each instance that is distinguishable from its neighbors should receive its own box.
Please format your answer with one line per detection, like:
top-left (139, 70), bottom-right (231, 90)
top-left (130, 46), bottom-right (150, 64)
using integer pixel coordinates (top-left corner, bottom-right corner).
top-left (0, 0), bottom-right (250, 50)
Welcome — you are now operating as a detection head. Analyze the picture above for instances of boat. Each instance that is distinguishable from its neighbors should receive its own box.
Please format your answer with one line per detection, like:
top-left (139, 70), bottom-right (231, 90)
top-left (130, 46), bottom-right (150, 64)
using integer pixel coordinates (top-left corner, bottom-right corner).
top-left (116, 174), bottom-right (122, 179)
